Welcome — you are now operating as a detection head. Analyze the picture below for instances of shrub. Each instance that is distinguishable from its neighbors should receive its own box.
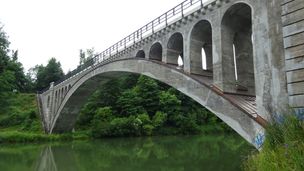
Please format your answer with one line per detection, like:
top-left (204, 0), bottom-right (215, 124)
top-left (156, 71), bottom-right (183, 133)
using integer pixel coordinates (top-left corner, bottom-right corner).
top-left (142, 124), bottom-right (154, 136)
top-left (152, 111), bottom-right (167, 128)
top-left (243, 115), bottom-right (304, 171)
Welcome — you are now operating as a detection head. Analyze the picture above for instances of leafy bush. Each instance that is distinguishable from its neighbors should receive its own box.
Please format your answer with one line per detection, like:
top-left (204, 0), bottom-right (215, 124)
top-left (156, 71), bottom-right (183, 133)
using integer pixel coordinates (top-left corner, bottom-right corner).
top-left (243, 115), bottom-right (304, 171)
top-left (152, 111), bottom-right (167, 128)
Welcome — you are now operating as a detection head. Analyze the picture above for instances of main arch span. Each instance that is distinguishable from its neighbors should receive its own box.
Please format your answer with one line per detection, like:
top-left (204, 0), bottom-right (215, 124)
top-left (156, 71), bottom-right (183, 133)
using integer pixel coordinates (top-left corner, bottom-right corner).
top-left (37, 0), bottom-right (304, 149)
top-left (38, 58), bottom-right (265, 148)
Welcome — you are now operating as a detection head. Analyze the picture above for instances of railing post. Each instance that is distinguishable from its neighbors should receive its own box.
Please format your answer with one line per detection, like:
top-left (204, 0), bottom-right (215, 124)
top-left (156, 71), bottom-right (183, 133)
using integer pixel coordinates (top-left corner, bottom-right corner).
top-left (152, 22), bottom-right (154, 34)
top-left (201, 0), bottom-right (203, 7)
top-left (134, 33), bottom-right (136, 43)
top-left (124, 38), bottom-right (126, 49)
top-left (140, 28), bottom-right (143, 40)
top-left (165, 13), bottom-right (168, 27)
top-left (181, 3), bottom-right (184, 18)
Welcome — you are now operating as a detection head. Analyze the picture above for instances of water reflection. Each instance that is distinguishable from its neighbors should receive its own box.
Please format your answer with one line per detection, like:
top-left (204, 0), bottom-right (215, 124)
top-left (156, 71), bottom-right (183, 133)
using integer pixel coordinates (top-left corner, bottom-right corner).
top-left (35, 147), bottom-right (57, 171)
top-left (0, 135), bottom-right (254, 171)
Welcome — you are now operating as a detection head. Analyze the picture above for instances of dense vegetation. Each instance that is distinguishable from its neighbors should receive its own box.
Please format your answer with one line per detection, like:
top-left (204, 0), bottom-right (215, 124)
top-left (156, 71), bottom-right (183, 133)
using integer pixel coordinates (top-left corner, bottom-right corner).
top-left (243, 115), bottom-right (304, 170)
top-left (76, 75), bottom-right (231, 138)
top-left (0, 24), bottom-right (71, 142)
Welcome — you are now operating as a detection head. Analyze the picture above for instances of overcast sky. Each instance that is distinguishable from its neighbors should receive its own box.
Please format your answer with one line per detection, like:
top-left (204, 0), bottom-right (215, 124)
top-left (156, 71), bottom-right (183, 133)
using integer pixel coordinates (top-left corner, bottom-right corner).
top-left (0, 0), bottom-right (206, 73)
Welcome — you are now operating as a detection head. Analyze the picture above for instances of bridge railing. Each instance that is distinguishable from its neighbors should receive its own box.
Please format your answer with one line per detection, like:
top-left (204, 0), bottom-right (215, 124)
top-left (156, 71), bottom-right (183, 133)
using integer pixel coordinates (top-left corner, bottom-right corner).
top-left (39, 0), bottom-right (206, 94)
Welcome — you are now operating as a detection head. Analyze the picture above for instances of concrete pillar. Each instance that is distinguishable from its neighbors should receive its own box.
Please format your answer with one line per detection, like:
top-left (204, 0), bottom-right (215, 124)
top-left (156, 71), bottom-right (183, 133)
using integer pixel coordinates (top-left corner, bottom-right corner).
top-left (183, 34), bottom-right (191, 73)
top-left (212, 17), bottom-right (224, 90)
top-left (166, 49), bottom-right (179, 65)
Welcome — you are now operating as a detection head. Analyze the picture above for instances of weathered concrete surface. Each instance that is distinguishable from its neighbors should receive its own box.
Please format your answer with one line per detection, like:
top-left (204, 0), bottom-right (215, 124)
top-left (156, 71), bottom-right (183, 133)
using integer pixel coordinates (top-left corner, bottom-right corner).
top-left (281, 0), bottom-right (304, 110)
top-left (38, 59), bottom-right (264, 149)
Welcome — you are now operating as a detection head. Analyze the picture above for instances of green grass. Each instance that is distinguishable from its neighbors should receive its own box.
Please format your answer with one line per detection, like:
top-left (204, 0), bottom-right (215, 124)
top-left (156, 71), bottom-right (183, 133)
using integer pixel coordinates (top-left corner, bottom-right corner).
top-left (0, 93), bottom-right (90, 143)
top-left (0, 130), bottom-right (89, 143)
top-left (243, 115), bottom-right (304, 171)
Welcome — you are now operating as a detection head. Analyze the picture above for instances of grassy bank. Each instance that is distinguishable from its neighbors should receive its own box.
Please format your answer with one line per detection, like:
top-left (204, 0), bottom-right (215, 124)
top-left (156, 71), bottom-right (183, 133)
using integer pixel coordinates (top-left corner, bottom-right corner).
top-left (243, 115), bottom-right (304, 170)
top-left (0, 93), bottom-right (89, 143)
top-left (0, 131), bottom-right (89, 143)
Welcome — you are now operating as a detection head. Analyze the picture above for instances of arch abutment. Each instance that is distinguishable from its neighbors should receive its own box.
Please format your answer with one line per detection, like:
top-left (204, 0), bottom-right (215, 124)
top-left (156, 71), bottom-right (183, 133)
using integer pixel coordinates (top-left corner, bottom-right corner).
top-left (44, 82), bottom-right (55, 133)
top-left (252, 1), bottom-right (289, 120)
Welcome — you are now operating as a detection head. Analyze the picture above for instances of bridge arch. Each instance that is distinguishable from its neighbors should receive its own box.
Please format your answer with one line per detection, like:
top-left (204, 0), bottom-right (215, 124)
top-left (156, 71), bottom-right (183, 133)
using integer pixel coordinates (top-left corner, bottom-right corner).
top-left (221, 2), bottom-right (255, 95)
top-left (149, 42), bottom-right (162, 61)
top-left (135, 50), bottom-right (145, 58)
top-left (166, 32), bottom-right (184, 66)
top-left (49, 58), bottom-right (264, 148)
top-left (189, 20), bottom-right (213, 76)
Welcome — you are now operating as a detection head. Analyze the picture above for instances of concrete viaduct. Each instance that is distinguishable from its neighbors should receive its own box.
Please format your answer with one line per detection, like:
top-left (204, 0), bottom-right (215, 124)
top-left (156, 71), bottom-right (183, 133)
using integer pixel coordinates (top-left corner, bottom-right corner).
top-left (37, 0), bottom-right (304, 149)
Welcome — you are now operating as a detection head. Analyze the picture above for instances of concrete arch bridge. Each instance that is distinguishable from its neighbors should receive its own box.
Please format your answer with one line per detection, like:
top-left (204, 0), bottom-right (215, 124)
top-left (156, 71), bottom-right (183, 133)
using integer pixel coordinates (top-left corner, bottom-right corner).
top-left (38, 0), bottom-right (304, 149)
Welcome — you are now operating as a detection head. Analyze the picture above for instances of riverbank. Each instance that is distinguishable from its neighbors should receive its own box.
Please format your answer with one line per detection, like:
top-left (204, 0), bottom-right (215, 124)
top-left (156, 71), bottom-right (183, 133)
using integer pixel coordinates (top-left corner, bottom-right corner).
top-left (0, 130), bottom-right (89, 143)
top-left (243, 115), bottom-right (304, 170)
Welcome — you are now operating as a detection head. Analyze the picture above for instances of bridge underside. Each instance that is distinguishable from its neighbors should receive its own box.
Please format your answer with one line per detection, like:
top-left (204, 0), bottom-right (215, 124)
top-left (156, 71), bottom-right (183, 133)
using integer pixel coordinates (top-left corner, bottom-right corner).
top-left (38, 59), bottom-right (265, 149)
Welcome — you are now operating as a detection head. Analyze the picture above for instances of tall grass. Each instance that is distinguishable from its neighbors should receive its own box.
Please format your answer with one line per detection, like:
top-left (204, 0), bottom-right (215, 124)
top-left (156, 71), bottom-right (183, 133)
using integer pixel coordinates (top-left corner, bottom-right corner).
top-left (0, 131), bottom-right (89, 143)
top-left (243, 115), bottom-right (304, 171)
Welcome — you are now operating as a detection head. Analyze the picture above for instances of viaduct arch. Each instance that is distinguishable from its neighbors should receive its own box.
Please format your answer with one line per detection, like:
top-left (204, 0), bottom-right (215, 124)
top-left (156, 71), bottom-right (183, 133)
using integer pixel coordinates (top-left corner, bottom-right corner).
top-left (43, 59), bottom-right (264, 149)
top-left (37, 0), bottom-right (304, 150)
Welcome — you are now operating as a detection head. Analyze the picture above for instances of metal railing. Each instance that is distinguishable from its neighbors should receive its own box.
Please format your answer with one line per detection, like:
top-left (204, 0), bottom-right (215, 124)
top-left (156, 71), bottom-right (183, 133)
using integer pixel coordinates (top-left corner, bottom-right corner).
top-left (39, 0), bottom-right (205, 93)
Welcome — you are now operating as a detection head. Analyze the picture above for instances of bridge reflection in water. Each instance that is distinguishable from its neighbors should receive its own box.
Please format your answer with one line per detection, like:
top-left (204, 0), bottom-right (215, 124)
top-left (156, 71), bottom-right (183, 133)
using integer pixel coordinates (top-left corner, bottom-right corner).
top-left (32, 135), bottom-right (253, 171)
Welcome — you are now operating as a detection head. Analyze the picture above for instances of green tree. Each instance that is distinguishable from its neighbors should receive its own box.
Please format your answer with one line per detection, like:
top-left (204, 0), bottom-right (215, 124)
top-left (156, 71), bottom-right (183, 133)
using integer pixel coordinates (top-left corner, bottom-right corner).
top-left (0, 24), bottom-right (32, 110)
top-left (117, 89), bottom-right (145, 116)
top-left (79, 48), bottom-right (96, 66)
top-left (134, 75), bottom-right (160, 116)
top-left (35, 58), bottom-right (64, 90)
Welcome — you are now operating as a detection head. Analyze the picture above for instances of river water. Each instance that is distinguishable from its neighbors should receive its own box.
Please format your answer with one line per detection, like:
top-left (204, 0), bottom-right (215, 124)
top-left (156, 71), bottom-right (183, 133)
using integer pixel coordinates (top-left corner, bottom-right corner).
top-left (0, 135), bottom-right (254, 171)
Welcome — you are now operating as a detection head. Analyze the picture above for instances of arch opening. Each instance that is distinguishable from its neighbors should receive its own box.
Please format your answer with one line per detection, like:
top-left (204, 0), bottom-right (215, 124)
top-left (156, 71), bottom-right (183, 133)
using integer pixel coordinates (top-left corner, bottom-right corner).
top-left (221, 3), bottom-right (255, 95)
top-left (149, 42), bottom-right (162, 61)
top-left (167, 33), bottom-right (183, 67)
top-left (135, 50), bottom-right (145, 58)
top-left (190, 20), bottom-right (213, 75)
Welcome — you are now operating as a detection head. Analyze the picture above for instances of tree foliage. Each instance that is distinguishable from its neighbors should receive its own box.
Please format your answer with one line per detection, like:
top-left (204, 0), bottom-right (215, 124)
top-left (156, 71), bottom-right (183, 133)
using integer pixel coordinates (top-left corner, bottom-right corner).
top-left (35, 58), bottom-right (64, 90)
top-left (0, 25), bottom-right (33, 110)
top-left (76, 75), bottom-right (232, 137)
